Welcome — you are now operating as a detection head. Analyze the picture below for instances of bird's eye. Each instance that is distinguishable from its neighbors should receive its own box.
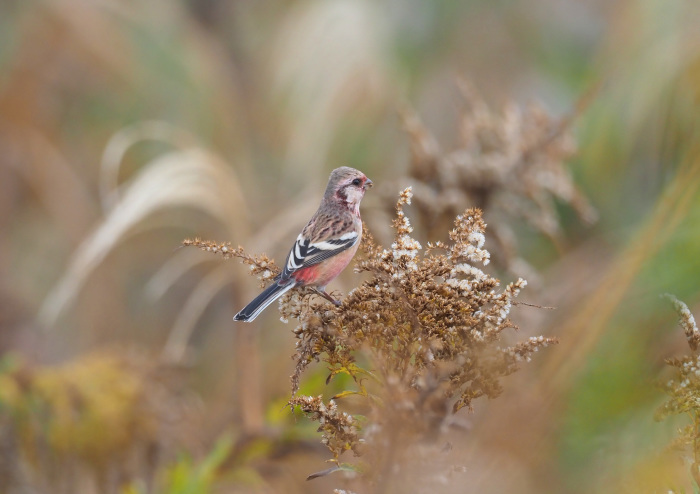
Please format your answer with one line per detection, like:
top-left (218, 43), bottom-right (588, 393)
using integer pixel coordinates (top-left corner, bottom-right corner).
top-left (352, 178), bottom-right (362, 186)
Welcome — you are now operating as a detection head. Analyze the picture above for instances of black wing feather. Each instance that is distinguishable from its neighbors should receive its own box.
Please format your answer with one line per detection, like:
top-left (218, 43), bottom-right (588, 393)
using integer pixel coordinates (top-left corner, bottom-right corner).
top-left (281, 234), bottom-right (358, 280)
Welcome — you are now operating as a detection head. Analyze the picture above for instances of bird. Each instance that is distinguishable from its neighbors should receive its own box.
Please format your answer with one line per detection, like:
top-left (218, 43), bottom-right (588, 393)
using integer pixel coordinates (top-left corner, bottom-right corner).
top-left (234, 167), bottom-right (373, 322)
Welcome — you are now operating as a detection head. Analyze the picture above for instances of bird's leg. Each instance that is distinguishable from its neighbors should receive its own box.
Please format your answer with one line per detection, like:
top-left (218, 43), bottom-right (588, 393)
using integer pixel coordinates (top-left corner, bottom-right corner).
top-left (312, 288), bottom-right (341, 306)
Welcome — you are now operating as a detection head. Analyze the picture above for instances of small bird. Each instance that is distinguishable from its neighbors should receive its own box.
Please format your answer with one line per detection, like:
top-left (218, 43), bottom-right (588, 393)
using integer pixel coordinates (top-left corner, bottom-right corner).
top-left (234, 167), bottom-right (373, 322)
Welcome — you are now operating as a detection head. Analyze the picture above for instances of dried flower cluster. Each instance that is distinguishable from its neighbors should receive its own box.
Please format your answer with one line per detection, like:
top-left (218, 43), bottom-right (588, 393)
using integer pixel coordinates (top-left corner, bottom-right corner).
top-left (397, 79), bottom-right (597, 279)
top-left (194, 188), bottom-right (557, 484)
top-left (287, 394), bottom-right (361, 459)
top-left (183, 238), bottom-right (280, 287)
top-left (656, 294), bottom-right (700, 486)
top-left (662, 294), bottom-right (700, 352)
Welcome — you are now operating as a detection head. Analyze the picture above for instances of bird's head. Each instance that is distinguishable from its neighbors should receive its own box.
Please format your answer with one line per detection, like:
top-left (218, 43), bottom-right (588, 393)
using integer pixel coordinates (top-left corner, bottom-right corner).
top-left (326, 167), bottom-right (373, 214)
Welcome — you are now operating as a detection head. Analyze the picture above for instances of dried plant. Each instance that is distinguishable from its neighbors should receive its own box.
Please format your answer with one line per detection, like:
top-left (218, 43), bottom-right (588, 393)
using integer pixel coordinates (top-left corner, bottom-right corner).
top-left (397, 79), bottom-right (597, 281)
top-left (181, 239), bottom-right (280, 288)
top-left (656, 294), bottom-right (700, 487)
top-left (0, 349), bottom-right (197, 493)
top-left (186, 187), bottom-right (556, 488)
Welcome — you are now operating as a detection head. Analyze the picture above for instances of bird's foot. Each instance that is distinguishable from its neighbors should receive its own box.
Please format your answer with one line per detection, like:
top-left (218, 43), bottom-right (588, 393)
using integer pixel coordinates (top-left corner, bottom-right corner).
top-left (313, 288), bottom-right (341, 306)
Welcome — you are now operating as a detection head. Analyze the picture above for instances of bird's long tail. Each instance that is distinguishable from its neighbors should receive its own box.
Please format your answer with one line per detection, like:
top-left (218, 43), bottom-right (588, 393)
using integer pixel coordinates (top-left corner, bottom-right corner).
top-left (233, 281), bottom-right (295, 322)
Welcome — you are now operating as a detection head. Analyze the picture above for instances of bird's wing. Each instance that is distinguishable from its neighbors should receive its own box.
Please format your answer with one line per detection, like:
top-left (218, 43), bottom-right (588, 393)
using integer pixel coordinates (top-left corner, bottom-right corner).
top-left (281, 230), bottom-right (359, 279)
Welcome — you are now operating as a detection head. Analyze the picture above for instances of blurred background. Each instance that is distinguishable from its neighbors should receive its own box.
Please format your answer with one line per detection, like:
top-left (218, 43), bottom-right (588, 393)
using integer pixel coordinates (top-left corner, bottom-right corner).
top-left (1, 0), bottom-right (699, 492)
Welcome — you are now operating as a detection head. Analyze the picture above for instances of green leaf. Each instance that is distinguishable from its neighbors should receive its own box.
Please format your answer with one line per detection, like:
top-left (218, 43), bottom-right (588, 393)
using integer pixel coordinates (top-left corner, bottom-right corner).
top-left (306, 462), bottom-right (364, 481)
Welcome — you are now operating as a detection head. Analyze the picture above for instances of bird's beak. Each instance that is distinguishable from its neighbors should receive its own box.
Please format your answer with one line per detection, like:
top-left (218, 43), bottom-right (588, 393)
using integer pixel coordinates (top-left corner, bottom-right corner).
top-left (364, 178), bottom-right (373, 189)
